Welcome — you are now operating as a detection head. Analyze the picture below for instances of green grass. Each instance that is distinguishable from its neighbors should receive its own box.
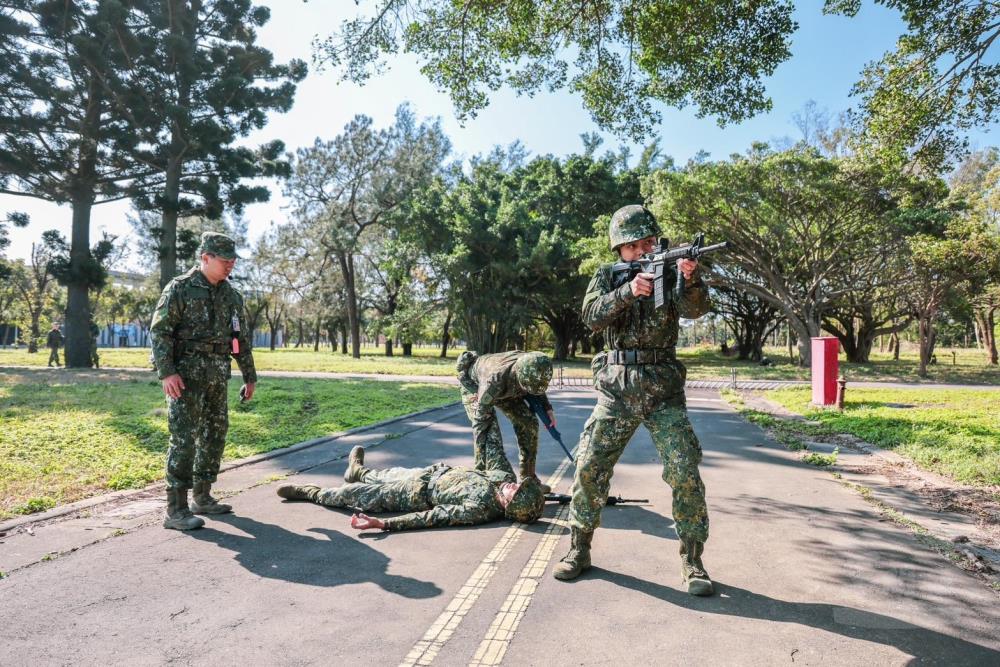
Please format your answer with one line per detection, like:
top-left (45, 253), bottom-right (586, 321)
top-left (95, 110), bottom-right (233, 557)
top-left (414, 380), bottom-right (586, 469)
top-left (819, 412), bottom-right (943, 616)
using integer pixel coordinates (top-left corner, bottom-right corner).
top-left (802, 448), bottom-right (839, 467)
top-left (2, 342), bottom-right (997, 384)
top-left (762, 387), bottom-right (1000, 486)
top-left (0, 371), bottom-right (457, 520)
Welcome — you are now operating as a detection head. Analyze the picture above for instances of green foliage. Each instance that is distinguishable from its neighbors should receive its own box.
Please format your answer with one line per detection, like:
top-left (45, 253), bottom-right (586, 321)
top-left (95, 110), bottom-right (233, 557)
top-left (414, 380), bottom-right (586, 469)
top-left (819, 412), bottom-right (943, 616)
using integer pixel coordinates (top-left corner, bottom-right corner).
top-left (0, 372), bottom-right (457, 520)
top-left (824, 1), bottom-right (1000, 172)
top-left (766, 387), bottom-right (1000, 486)
top-left (317, 1), bottom-right (797, 140)
top-left (802, 448), bottom-right (839, 467)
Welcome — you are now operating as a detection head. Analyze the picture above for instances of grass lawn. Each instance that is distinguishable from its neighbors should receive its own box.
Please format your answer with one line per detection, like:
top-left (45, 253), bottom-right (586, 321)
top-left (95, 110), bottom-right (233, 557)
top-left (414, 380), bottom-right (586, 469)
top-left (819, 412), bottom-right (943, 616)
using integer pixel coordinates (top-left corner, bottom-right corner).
top-left (2, 343), bottom-right (997, 384)
top-left (746, 386), bottom-right (1000, 487)
top-left (0, 370), bottom-right (458, 521)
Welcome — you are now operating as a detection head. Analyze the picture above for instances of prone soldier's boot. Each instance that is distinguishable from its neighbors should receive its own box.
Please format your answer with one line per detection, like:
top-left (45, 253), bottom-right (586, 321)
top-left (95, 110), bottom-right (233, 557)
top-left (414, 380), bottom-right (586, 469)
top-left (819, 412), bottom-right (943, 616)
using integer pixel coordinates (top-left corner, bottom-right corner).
top-left (191, 480), bottom-right (233, 514)
top-left (680, 538), bottom-right (714, 596)
top-left (344, 446), bottom-right (365, 483)
top-left (553, 527), bottom-right (593, 580)
top-left (276, 484), bottom-right (321, 501)
top-left (163, 488), bottom-right (205, 531)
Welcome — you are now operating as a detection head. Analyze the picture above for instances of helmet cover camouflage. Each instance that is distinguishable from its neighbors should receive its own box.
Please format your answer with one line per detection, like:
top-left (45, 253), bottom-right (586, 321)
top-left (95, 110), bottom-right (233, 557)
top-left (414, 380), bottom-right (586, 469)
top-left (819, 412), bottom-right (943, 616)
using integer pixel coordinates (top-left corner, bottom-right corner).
top-left (504, 477), bottom-right (545, 523)
top-left (608, 205), bottom-right (661, 250)
top-left (513, 352), bottom-right (553, 395)
top-left (198, 232), bottom-right (240, 260)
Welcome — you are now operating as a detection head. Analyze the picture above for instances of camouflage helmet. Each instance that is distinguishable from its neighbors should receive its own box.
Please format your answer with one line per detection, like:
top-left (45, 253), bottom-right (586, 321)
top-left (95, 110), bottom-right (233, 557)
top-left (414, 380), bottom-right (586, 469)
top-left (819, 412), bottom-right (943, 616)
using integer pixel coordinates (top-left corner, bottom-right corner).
top-left (504, 477), bottom-right (545, 523)
top-left (198, 231), bottom-right (240, 260)
top-left (513, 352), bottom-right (553, 396)
top-left (608, 205), bottom-right (661, 250)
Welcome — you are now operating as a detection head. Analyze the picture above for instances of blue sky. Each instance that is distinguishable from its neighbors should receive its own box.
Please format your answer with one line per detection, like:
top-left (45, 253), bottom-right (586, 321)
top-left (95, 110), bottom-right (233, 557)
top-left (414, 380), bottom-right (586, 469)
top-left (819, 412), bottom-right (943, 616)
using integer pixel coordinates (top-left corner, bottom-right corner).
top-left (3, 1), bottom-right (996, 264)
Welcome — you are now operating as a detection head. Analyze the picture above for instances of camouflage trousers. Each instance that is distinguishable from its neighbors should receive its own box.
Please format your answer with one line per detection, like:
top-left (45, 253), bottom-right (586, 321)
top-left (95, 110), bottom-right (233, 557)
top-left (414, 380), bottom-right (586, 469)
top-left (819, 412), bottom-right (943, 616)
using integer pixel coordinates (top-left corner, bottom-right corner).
top-left (165, 377), bottom-right (229, 489)
top-left (315, 464), bottom-right (443, 512)
top-left (47, 348), bottom-right (59, 366)
top-left (460, 388), bottom-right (539, 479)
top-left (568, 402), bottom-right (709, 543)
top-left (90, 344), bottom-right (99, 368)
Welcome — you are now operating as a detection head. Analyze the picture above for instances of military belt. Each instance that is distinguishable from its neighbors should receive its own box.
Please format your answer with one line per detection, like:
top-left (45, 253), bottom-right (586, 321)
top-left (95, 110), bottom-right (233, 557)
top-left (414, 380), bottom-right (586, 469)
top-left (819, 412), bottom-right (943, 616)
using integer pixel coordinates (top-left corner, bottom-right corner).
top-left (608, 348), bottom-right (676, 365)
top-left (424, 465), bottom-right (453, 496)
top-left (181, 340), bottom-right (231, 356)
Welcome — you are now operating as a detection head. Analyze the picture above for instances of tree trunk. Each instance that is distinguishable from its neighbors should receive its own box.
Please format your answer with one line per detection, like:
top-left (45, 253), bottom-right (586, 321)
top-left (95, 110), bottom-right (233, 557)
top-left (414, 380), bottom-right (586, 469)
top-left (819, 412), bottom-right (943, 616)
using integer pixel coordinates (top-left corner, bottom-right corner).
top-left (313, 315), bottom-right (322, 352)
top-left (580, 337), bottom-right (592, 354)
top-left (384, 337), bottom-right (393, 356)
top-left (975, 309), bottom-right (998, 365)
top-left (337, 252), bottom-right (361, 358)
top-left (402, 342), bottom-right (412, 356)
top-left (340, 323), bottom-right (348, 354)
top-left (439, 308), bottom-right (451, 358)
top-left (65, 197), bottom-right (94, 368)
top-left (917, 316), bottom-right (933, 377)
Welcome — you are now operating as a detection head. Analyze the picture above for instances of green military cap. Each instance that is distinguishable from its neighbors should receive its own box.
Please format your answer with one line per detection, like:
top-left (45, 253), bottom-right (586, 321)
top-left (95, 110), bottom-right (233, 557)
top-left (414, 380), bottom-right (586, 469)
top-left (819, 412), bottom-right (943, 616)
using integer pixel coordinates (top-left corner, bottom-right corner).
top-left (504, 477), bottom-right (545, 523)
top-left (513, 352), bottom-right (553, 396)
top-left (608, 204), bottom-right (661, 250)
top-left (198, 232), bottom-right (240, 260)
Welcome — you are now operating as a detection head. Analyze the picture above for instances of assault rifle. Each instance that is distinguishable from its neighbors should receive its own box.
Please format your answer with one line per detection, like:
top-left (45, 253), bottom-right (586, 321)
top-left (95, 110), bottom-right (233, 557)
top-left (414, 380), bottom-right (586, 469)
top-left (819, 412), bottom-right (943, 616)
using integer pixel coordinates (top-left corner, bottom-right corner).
top-left (611, 233), bottom-right (728, 308)
top-left (524, 394), bottom-right (574, 462)
top-left (545, 493), bottom-right (648, 506)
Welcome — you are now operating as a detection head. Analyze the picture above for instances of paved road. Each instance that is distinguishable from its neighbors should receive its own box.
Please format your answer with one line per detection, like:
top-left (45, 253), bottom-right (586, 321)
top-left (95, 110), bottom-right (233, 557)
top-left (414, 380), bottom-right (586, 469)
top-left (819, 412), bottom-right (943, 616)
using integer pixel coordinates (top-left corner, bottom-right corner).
top-left (1, 389), bottom-right (997, 665)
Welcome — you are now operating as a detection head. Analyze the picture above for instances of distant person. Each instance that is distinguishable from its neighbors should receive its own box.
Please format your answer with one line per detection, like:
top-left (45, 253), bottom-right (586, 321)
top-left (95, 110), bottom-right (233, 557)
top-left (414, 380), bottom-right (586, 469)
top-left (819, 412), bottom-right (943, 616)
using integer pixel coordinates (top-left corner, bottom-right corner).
top-left (277, 446), bottom-right (545, 531)
top-left (150, 232), bottom-right (257, 531)
top-left (456, 350), bottom-right (555, 490)
top-left (554, 205), bottom-right (715, 596)
top-left (88, 319), bottom-right (100, 369)
top-left (46, 323), bottom-right (63, 367)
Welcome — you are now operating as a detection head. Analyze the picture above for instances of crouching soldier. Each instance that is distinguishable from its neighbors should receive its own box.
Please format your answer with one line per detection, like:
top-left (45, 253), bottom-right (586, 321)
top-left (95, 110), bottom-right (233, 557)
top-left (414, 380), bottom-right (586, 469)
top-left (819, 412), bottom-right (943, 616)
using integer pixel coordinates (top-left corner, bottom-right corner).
top-left (554, 205), bottom-right (715, 596)
top-left (276, 446), bottom-right (546, 531)
top-left (456, 350), bottom-right (555, 490)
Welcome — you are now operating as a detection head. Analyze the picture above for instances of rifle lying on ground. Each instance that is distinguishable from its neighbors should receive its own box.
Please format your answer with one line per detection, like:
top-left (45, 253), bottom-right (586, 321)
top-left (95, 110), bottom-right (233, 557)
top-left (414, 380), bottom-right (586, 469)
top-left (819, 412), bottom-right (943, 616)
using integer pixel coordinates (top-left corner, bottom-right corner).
top-left (525, 394), bottom-right (574, 462)
top-left (611, 233), bottom-right (729, 308)
top-left (545, 493), bottom-right (648, 506)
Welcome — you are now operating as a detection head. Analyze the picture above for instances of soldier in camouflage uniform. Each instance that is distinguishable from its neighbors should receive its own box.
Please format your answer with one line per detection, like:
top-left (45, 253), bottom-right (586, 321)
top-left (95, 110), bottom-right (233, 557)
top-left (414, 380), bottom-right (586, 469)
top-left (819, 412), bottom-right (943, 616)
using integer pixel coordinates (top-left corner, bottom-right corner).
top-left (150, 232), bottom-right (257, 531)
top-left (88, 319), bottom-right (100, 369)
top-left (456, 350), bottom-right (555, 489)
top-left (46, 323), bottom-right (63, 367)
top-left (277, 445), bottom-right (546, 531)
top-left (553, 205), bottom-right (715, 596)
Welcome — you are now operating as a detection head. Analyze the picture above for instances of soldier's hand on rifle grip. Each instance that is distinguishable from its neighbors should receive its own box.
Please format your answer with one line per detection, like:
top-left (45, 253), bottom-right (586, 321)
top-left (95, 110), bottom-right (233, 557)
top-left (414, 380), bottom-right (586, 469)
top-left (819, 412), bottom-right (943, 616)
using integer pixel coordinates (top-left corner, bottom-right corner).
top-left (630, 272), bottom-right (657, 297)
top-left (677, 258), bottom-right (698, 280)
top-left (162, 374), bottom-right (185, 400)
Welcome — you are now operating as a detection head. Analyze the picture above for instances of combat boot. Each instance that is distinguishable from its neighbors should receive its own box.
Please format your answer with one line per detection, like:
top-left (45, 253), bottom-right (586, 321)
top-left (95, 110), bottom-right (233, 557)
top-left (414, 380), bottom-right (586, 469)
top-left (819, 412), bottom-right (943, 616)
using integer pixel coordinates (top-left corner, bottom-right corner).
top-left (276, 484), bottom-right (321, 501)
top-left (680, 538), bottom-right (714, 596)
top-left (163, 488), bottom-right (205, 531)
top-left (553, 527), bottom-right (593, 580)
top-left (191, 481), bottom-right (233, 514)
top-left (344, 446), bottom-right (365, 483)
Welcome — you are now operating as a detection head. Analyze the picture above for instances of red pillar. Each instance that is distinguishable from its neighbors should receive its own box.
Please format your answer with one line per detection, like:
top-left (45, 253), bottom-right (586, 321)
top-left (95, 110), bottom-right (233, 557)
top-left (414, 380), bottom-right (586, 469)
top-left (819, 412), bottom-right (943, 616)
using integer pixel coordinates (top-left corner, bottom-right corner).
top-left (811, 337), bottom-right (839, 405)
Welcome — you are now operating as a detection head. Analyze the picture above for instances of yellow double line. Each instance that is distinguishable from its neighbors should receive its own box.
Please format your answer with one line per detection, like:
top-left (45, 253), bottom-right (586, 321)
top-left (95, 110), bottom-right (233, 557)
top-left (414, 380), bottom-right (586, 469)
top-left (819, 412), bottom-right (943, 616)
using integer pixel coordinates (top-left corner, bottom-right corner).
top-left (399, 456), bottom-right (576, 667)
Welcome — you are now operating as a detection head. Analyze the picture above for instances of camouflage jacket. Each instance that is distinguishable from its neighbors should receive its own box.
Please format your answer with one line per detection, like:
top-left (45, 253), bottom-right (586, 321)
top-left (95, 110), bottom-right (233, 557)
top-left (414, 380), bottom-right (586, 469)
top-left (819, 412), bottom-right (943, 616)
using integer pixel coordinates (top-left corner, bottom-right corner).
top-left (149, 267), bottom-right (256, 384)
top-left (382, 466), bottom-right (515, 531)
top-left (46, 330), bottom-right (63, 349)
top-left (583, 264), bottom-right (711, 413)
top-left (466, 351), bottom-right (553, 412)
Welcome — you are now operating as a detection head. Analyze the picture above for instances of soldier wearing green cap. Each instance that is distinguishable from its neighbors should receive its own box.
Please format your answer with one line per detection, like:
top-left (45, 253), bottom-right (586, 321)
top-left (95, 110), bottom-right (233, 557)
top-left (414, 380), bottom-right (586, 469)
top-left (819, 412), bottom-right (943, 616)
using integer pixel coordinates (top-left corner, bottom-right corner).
top-left (553, 204), bottom-right (716, 596)
top-left (456, 350), bottom-right (555, 488)
top-left (150, 231), bottom-right (257, 531)
top-left (276, 445), bottom-right (546, 530)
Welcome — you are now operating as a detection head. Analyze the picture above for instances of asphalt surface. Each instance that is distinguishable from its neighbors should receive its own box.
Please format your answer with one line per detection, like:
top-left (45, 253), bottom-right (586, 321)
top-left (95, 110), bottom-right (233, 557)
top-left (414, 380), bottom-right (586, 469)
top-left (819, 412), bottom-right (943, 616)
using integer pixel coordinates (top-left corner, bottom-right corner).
top-left (1, 388), bottom-right (997, 666)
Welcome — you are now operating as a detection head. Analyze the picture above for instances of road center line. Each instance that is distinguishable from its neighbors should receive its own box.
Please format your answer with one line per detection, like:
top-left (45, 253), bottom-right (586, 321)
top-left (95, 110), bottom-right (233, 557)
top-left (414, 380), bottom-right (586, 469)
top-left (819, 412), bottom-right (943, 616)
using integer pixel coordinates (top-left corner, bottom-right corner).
top-left (399, 456), bottom-right (576, 667)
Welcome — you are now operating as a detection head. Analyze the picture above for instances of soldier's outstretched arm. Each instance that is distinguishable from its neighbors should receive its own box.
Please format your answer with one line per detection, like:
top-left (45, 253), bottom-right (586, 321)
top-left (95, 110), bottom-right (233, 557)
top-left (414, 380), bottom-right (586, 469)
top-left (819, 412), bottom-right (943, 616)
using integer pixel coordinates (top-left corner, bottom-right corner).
top-left (378, 502), bottom-right (492, 531)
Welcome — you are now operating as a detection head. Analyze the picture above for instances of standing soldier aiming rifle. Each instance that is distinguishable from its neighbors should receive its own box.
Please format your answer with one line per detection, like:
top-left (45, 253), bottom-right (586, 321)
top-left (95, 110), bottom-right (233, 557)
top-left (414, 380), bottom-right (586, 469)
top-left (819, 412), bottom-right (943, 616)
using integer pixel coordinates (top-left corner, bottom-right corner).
top-left (150, 232), bottom-right (257, 531)
top-left (554, 205), bottom-right (717, 596)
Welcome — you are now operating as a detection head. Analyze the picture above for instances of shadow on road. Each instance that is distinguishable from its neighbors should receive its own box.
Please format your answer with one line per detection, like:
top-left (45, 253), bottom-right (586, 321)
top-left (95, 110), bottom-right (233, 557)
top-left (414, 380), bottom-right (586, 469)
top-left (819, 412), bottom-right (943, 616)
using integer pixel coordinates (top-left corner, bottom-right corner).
top-left (591, 568), bottom-right (1000, 664)
top-left (188, 514), bottom-right (442, 599)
